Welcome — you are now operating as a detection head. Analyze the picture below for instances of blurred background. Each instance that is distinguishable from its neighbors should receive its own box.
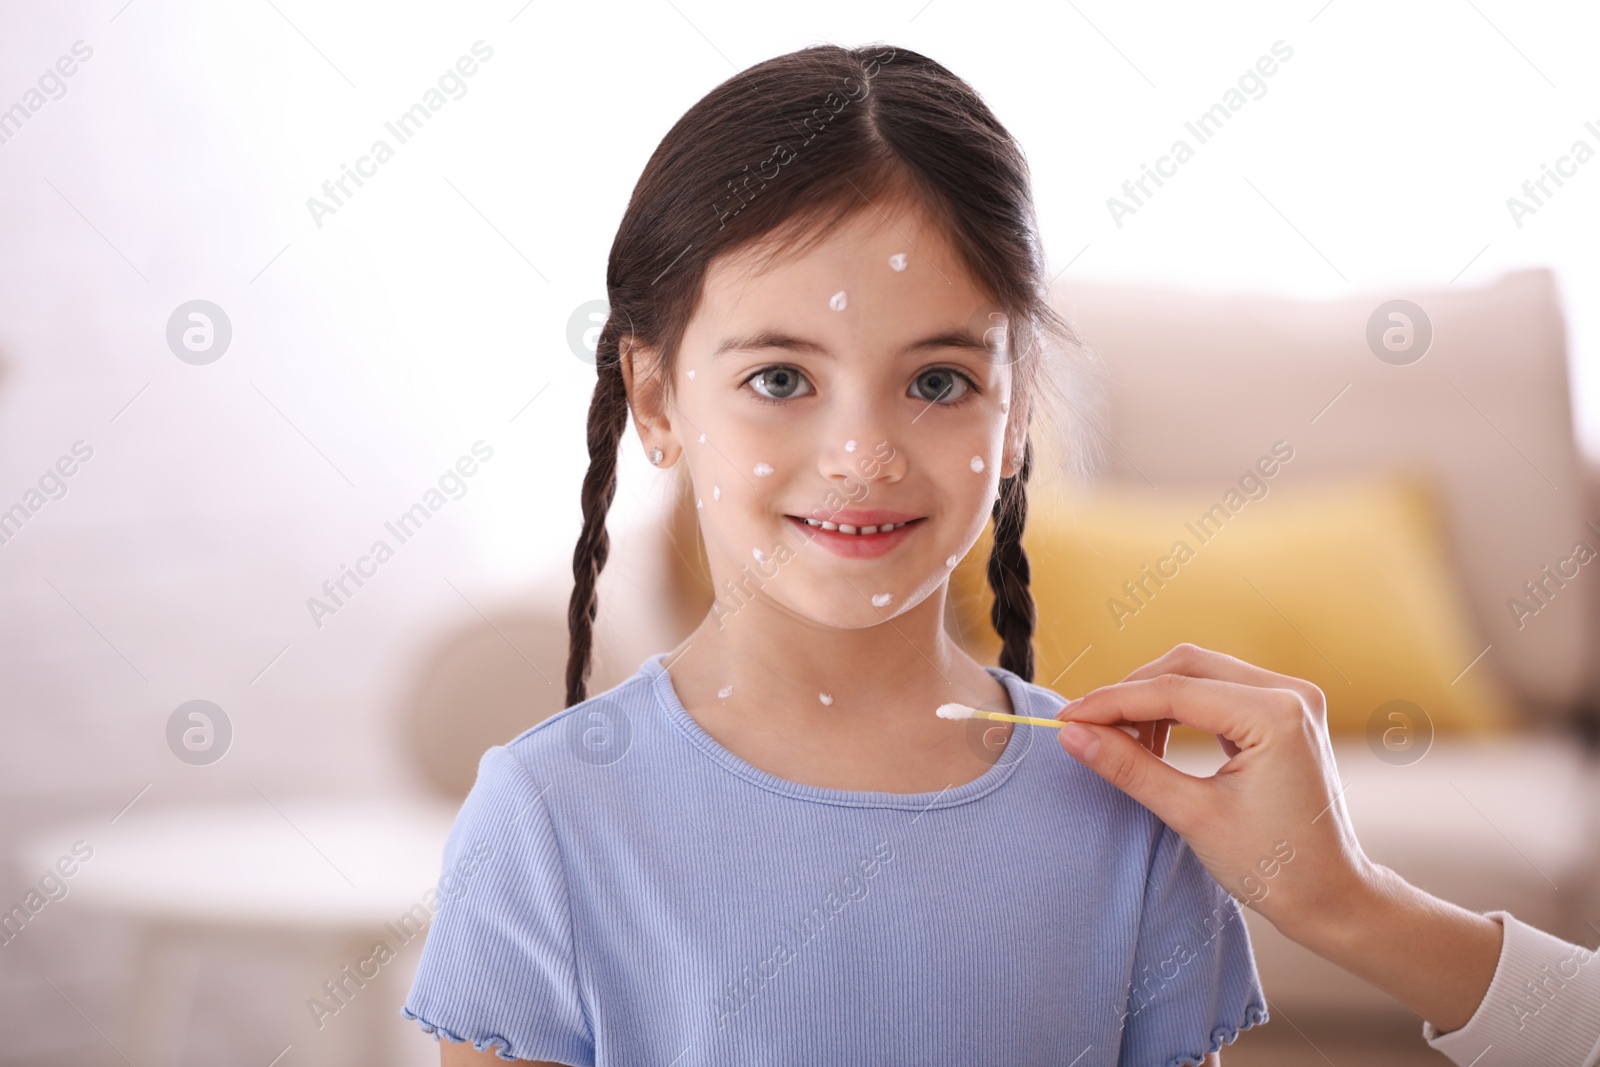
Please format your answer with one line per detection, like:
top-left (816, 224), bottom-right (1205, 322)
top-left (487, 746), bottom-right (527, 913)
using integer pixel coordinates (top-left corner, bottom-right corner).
top-left (2, 0), bottom-right (1598, 1064)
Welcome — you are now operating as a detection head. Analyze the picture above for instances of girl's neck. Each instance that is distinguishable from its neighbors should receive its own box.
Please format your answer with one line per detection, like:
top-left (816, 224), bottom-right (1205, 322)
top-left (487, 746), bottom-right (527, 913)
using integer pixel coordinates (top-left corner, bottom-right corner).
top-left (660, 590), bottom-right (1016, 792)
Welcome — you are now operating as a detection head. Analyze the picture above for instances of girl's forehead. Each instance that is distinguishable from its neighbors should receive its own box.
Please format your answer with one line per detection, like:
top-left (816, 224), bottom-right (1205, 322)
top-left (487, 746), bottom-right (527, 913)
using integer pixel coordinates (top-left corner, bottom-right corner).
top-left (695, 205), bottom-right (987, 329)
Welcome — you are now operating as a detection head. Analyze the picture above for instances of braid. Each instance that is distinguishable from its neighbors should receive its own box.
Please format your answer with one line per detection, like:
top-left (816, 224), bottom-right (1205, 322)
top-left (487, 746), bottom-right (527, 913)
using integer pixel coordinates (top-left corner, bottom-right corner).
top-left (565, 323), bottom-right (631, 707)
top-left (985, 437), bottom-right (1036, 682)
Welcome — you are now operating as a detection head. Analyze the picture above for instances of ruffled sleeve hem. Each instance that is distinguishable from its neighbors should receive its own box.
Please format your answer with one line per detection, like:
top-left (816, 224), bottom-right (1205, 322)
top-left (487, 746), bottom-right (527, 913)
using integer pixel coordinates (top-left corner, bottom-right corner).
top-left (1162, 1000), bottom-right (1271, 1067)
top-left (401, 1005), bottom-right (528, 1063)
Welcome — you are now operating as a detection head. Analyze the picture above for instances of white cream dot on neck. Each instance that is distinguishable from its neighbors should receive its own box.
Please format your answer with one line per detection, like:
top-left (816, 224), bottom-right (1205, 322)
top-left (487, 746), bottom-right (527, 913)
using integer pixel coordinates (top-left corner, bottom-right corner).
top-left (828, 290), bottom-right (848, 311)
top-left (819, 692), bottom-right (833, 705)
top-left (753, 462), bottom-right (773, 477)
top-left (871, 592), bottom-right (892, 607)
top-left (888, 252), bottom-right (908, 271)
top-left (946, 554), bottom-right (960, 567)
top-left (970, 455), bottom-right (985, 473)
top-left (718, 685), bottom-right (733, 699)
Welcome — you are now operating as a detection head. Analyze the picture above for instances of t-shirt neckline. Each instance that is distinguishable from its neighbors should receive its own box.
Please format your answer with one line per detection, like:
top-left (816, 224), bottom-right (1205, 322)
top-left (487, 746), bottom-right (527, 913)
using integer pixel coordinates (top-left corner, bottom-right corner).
top-left (642, 652), bottom-right (1035, 810)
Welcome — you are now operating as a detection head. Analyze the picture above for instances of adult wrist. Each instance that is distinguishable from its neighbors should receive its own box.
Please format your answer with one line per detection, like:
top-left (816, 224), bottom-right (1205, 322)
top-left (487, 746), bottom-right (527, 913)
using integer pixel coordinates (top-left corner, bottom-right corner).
top-left (1263, 852), bottom-right (1388, 957)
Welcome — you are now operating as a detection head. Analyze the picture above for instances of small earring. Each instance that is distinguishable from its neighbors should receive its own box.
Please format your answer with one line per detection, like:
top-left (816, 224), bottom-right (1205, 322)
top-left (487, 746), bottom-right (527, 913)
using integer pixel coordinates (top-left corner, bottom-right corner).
top-left (648, 447), bottom-right (664, 466)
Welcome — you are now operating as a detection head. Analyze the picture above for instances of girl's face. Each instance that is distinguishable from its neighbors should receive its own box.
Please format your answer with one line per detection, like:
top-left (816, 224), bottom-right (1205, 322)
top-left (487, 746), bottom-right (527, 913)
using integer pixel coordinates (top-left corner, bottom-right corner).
top-left (629, 198), bottom-right (1027, 630)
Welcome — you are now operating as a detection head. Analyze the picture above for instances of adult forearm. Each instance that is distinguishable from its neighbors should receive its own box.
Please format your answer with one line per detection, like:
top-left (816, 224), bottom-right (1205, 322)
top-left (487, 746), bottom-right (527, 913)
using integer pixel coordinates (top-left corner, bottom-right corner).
top-left (1283, 862), bottom-right (1501, 1033)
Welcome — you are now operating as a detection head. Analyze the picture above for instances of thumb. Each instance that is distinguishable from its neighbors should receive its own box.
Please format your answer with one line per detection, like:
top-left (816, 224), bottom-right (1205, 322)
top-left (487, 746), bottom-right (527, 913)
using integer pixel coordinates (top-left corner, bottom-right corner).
top-left (1058, 722), bottom-right (1199, 827)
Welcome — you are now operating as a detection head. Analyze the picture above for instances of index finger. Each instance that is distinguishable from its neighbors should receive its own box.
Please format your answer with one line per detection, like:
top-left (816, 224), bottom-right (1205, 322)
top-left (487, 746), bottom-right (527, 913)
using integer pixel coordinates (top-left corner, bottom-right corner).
top-left (1056, 674), bottom-right (1291, 743)
top-left (1116, 642), bottom-right (1317, 698)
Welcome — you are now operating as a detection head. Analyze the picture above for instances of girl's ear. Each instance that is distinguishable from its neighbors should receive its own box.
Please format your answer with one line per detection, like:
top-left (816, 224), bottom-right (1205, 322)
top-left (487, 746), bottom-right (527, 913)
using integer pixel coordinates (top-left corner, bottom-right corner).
top-left (1000, 389), bottom-right (1031, 479)
top-left (617, 335), bottom-right (681, 459)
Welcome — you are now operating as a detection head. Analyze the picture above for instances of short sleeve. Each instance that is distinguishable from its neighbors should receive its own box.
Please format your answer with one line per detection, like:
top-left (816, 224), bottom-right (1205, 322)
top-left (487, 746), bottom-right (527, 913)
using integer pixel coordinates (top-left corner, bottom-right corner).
top-left (402, 745), bottom-right (595, 1065)
top-left (1117, 819), bottom-right (1269, 1067)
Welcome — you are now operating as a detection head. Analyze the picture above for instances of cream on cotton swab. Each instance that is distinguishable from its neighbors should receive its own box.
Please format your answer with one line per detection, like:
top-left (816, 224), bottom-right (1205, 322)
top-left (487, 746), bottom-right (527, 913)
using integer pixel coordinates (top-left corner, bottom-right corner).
top-left (936, 702), bottom-right (1140, 738)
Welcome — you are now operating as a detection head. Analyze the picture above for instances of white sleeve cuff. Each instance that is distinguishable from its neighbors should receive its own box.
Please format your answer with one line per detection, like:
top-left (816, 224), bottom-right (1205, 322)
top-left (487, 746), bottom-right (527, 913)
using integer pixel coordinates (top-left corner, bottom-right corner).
top-left (1421, 910), bottom-right (1600, 1067)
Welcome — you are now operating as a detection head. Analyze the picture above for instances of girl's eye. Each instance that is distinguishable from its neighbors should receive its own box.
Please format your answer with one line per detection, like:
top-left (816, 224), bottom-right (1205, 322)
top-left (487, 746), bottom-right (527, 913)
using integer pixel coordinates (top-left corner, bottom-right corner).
top-left (911, 367), bottom-right (977, 405)
top-left (745, 365), bottom-right (813, 402)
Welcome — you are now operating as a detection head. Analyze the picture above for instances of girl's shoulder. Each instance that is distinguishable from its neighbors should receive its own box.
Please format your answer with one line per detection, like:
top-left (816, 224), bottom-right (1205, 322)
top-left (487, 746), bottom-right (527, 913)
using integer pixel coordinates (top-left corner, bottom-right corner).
top-left (479, 663), bottom-right (662, 790)
top-left (988, 665), bottom-right (1077, 723)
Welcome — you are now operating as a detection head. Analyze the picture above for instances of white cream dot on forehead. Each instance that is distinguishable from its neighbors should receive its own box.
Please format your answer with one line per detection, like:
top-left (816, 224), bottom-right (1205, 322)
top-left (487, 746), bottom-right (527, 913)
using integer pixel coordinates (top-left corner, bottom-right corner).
top-left (888, 253), bottom-right (908, 271)
top-left (819, 692), bottom-right (833, 705)
top-left (844, 439), bottom-right (857, 452)
top-left (971, 456), bottom-right (985, 473)
top-left (698, 432), bottom-right (706, 444)
top-left (718, 685), bottom-right (733, 699)
top-left (686, 368), bottom-right (696, 379)
top-left (828, 290), bottom-right (848, 311)
top-left (753, 462), bottom-right (773, 477)
top-left (946, 554), bottom-right (960, 567)
top-left (713, 485), bottom-right (721, 500)
top-left (871, 592), bottom-right (892, 607)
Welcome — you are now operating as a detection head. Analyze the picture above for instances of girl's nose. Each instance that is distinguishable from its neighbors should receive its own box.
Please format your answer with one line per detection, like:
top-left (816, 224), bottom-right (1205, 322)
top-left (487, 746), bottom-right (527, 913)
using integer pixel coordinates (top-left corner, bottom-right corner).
top-left (818, 432), bottom-right (902, 484)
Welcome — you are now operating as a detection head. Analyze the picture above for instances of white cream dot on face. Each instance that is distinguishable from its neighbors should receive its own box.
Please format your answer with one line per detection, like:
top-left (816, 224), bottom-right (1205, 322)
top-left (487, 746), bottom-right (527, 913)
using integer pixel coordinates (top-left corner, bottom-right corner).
top-left (686, 368), bottom-right (696, 379)
top-left (971, 455), bottom-right (985, 473)
top-left (1000, 397), bottom-right (1009, 414)
top-left (888, 252), bottom-right (908, 271)
top-left (713, 485), bottom-right (721, 500)
top-left (844, 439), bottom-right (857, 452)
top-left (828, 290), bottom-right (848, 311)
top-left (946, 554), bottom-right (960, 568)
top-left (697, 498), bottom-right (703, 508)
top-left (698, 432), bottom-right (707, 444)
top-left (718, 685), bottom-right (733, 699)
top-left (753, 462), bottom-right (773, 477)
top-left (871, 592), bottom-right (892, 607)
top-left (819, 692), bottom-right (833, 705)
top-left (752, 547), bottom-right (765, 563)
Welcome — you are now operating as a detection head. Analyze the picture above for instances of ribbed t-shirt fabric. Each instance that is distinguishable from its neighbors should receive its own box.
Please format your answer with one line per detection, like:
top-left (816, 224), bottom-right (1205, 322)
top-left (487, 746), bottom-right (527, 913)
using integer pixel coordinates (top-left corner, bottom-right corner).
top-left (402, 652), bottom-right (1268, 1065)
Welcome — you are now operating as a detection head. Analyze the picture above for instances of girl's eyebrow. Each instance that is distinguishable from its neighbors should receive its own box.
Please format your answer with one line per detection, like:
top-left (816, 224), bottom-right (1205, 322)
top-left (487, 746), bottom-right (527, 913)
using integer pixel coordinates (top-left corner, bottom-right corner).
top-left (712, 329), bottom-right (988, 359)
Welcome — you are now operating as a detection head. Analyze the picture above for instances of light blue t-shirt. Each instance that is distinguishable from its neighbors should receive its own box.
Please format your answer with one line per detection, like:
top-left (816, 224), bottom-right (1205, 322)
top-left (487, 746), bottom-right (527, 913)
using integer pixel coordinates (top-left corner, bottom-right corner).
top-left (402, 652), bottom-right (1268, 1065)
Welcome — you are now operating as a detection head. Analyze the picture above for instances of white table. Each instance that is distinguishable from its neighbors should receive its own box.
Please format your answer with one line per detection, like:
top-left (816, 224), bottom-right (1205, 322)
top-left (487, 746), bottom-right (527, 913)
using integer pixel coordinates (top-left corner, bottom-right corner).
top-left (19, 798), bottom-right (459, 1067)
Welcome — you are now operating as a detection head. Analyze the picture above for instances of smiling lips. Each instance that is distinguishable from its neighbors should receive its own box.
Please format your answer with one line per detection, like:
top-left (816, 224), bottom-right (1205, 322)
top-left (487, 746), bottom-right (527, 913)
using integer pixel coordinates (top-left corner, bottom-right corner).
top-left (784, 509), bottom-right (924, 560)
top-left (802, 517), bottom-right (913, 535)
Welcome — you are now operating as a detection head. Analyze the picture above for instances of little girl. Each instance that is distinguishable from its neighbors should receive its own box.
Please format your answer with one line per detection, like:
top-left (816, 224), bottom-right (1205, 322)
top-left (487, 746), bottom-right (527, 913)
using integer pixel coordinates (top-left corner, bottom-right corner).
top-left (403, 42), bottom-right (1266, 1066)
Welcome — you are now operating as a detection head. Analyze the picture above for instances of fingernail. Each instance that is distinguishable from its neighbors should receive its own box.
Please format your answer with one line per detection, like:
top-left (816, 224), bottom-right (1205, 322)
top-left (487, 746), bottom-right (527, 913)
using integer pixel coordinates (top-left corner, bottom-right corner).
top-left (1114, 724), bottom-right (1140, 740)
top-left (1061, 723), bottom-right (1099, 761)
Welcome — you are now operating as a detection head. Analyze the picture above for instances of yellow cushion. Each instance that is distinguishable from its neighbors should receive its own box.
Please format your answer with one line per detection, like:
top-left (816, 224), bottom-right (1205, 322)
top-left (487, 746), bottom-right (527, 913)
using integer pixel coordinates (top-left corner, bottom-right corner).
top-left (950, 473), bottom-right (1517, 735)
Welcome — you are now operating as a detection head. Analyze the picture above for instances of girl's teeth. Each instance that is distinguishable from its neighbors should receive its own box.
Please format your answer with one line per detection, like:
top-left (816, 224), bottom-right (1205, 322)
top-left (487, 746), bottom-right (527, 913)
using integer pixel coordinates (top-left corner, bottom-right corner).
top-left (801, 518), bottom-right (911, 535)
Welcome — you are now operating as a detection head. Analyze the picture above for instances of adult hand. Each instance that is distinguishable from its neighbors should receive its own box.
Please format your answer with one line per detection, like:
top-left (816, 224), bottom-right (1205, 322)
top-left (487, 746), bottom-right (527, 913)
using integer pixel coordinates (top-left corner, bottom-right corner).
top-left (1054, 642), bottom-right (1370, 934)
top-left (1054, 642), bottom-right (1502, 1035)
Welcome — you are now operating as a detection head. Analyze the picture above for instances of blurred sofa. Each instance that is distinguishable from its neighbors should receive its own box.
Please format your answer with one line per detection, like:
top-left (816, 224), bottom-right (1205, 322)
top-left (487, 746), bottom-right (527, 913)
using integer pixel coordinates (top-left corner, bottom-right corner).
top-left (407, 267), bottom-right (1600, 1027)
top-left (1004, 267), bottom-right (1600, 1022)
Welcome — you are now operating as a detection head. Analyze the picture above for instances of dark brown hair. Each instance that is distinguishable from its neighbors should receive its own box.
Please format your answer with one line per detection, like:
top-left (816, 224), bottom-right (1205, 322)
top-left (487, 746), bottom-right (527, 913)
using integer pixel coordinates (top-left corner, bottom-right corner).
top-left (566, 43), bottom-right (1092, 706)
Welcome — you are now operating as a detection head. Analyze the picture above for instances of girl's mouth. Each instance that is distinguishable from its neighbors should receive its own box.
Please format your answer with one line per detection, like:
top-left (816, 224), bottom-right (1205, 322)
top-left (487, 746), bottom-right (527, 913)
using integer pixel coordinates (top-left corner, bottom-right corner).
top-left (798, 517), bottom-right (916, 535)
top-left (784, 515), bottom-right (925, 560)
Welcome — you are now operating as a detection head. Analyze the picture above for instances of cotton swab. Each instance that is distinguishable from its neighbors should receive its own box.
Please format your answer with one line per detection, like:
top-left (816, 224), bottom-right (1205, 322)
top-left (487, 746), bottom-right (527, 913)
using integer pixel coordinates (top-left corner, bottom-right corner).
top-left (935, 702), bottom-right (1141, 739)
